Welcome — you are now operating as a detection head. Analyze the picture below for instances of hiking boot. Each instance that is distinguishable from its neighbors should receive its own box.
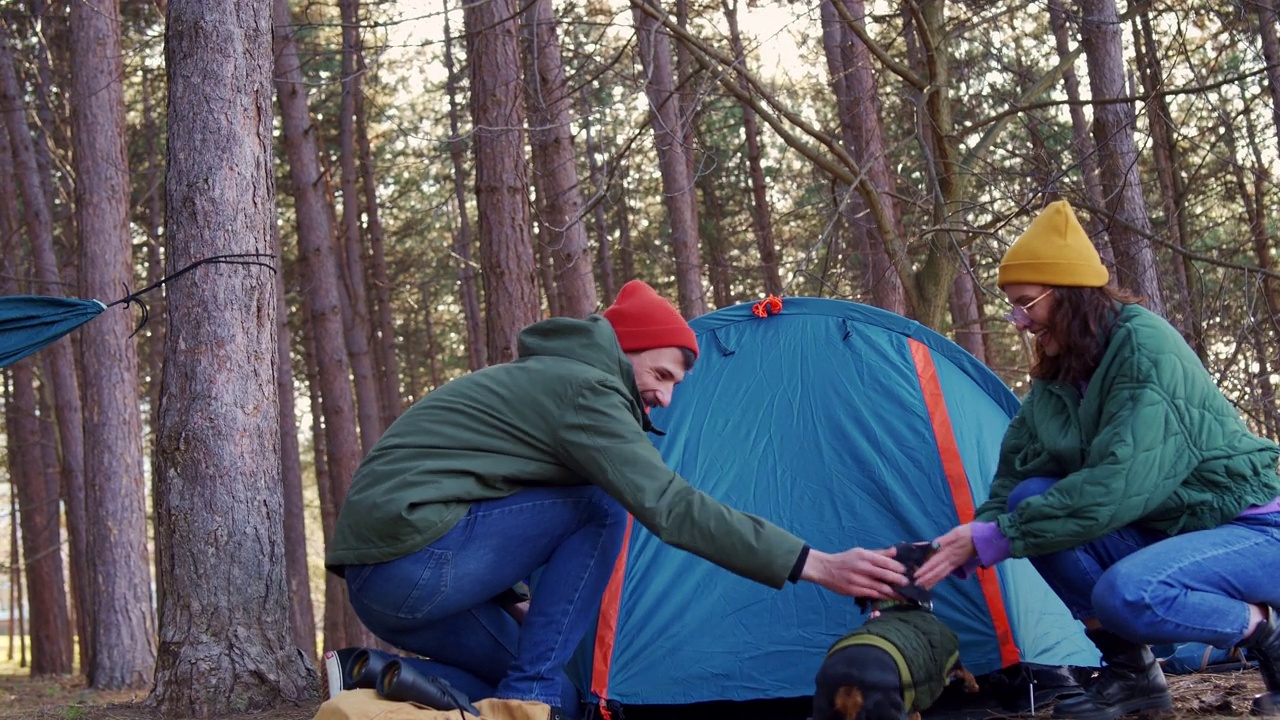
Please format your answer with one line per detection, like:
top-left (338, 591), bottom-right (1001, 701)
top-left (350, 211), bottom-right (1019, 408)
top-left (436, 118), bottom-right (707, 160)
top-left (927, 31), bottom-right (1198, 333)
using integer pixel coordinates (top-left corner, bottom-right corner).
top-left (1052, 629), bottom-right (1172, 720)
top-left (1241, 604), bottom-right (1280, 716)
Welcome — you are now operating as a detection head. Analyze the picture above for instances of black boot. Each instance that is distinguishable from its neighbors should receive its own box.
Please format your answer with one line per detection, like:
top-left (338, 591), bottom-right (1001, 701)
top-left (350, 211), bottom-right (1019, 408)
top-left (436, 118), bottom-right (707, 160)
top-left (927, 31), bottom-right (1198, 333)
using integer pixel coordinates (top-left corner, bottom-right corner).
top-left (1241, 605), bottom-right (1280, 716)
top-left (1052, 628), bottom-right (1172, 720)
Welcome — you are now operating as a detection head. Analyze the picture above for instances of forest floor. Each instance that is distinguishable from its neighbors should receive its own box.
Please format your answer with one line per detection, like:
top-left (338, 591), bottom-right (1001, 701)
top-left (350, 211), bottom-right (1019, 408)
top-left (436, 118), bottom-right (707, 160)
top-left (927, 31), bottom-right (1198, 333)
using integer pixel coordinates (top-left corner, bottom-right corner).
top-left (0, 665), bottom-right (1266, 720)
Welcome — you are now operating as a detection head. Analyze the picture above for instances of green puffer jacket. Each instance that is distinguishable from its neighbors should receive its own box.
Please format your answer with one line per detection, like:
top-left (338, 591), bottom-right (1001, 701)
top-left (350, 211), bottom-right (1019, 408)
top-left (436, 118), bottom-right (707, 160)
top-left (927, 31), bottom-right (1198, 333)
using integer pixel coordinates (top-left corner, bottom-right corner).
top-left (325, 315), bottom-right (805, 587)
top-left (974, 303), bottom-right (1280, 558)
top-left (826, 610), bottom-right (960, 712)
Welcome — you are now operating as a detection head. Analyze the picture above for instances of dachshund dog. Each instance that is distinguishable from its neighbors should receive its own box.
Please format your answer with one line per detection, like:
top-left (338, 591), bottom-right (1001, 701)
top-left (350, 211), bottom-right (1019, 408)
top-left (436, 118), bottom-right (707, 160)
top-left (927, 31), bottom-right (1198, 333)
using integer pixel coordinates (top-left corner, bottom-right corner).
top-left (813, 543), bottom-right (978, 720)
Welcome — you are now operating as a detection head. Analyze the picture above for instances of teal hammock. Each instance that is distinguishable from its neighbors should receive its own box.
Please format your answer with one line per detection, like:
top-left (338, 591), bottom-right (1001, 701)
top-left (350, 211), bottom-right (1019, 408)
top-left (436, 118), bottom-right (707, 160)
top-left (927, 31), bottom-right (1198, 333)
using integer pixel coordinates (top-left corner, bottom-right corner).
top-left (0, 253), bottom-right (275, 368)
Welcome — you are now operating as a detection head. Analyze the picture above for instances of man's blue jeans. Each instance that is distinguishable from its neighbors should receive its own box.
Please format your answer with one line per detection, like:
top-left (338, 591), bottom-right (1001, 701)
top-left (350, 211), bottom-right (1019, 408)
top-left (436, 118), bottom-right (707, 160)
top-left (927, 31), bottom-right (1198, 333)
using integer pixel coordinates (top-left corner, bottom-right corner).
top-left (1008, 477), bottom-right (1280, 648)
top-left (343, 485), bottom-right (628, 710)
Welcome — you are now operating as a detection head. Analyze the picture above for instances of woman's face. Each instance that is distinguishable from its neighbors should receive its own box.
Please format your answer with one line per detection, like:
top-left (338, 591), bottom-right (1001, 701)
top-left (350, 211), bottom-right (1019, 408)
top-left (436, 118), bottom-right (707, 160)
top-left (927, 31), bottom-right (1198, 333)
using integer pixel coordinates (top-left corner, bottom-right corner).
top-left (1003, 283), bottom-right (1060, 356)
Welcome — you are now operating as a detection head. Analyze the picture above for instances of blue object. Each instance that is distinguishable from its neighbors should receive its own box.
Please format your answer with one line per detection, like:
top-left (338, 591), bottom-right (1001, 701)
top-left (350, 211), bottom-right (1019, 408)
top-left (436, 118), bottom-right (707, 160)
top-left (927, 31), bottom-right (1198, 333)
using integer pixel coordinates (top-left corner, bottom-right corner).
top-left (0, 295), bottom-right (105, 368)
top-left (573, 297), bottom-right (1099, 707)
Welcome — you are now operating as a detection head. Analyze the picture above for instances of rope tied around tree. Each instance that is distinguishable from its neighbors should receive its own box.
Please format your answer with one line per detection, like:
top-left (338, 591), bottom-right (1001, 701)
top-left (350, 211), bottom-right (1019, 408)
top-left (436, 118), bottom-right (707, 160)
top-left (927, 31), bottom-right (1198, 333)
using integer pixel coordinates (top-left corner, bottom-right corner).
top-left (105, 252), bottom-right (277, 337)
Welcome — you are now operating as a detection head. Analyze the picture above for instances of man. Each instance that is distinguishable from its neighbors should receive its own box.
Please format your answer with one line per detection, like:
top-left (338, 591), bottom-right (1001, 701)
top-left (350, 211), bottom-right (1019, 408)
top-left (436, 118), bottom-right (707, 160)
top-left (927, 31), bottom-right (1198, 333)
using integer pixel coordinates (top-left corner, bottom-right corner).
top-left (325, 280), bottom-right (908, 718)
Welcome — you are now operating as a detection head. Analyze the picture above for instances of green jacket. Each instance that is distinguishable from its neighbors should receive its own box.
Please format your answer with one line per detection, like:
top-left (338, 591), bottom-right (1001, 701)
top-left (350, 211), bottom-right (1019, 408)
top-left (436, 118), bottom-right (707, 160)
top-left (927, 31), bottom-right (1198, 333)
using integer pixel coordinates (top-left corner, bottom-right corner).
top-left (974, 303), bottom-right (1280, 557)
top-left (326, 315), bottom-right (805, 587)
top-left (826, 610), bottom-right (960, 712)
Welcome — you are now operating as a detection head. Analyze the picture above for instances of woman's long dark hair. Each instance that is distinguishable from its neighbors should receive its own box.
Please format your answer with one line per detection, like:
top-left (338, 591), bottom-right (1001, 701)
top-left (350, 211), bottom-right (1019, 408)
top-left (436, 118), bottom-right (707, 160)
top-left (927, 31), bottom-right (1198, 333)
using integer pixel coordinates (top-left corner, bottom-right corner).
top-left (1031, 285), bottom-right (1143, 386)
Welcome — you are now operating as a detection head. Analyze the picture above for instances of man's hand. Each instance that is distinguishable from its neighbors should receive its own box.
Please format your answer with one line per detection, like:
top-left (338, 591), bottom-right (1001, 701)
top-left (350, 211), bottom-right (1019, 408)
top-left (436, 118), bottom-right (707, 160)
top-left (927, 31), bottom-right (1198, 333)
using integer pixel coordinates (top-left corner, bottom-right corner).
top-left (800, 547), bottom-right (908, 599)
top-left (504, 600), bottom-right (530, 625)
top-left (915, 523), bottom-right (976, 588)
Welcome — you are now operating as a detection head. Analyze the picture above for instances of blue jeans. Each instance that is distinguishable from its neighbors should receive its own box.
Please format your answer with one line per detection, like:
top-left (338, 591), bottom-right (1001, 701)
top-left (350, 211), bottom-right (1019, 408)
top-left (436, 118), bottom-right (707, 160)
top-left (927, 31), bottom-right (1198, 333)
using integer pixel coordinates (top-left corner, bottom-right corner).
top-left (344, 484), bottom-right (628, 710)
top-left (1008, 477), bottom-right (1280, 648)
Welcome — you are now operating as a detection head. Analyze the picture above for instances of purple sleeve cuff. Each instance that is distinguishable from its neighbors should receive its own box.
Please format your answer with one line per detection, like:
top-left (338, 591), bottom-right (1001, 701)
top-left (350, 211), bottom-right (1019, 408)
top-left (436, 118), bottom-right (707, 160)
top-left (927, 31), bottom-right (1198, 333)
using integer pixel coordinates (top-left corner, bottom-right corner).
top-left (972, 521), bottom-right (1012, 567)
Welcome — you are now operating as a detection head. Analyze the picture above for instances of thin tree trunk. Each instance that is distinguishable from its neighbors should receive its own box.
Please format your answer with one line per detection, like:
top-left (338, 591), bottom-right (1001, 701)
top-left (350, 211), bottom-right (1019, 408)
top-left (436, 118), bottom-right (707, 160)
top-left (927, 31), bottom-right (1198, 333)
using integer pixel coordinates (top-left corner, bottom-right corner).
top-left (421, 283), bottom-right (443, 391)
top-left (1135, 13), bottom-right (1198, 351)
top-left (632, 0), bottom-right (706, 318)
top-left (1047, 0), bottom-right (1114, 267)
top-left (698, 170), bottom-right (733, 309)
top-left (272, 0), bottom-right (368, 649)
top-left (0, 23), bottom-right (93, 673)
top-left (581, 90), bottom-right (615, 303)
top-left (353, 81), bottom-right (401, 427)
top-left (948, 249), bottom-right (986, 364)
top-left (8, 473), bottom-right (26, 668)
top-left (444, 6), bottom-right (486, 370)
top-left (466, 0), bottom-right (541, 361)
top-left (336, 0), bottom-right (384, 452)
top-left (535, 229), bottom-right (561, 317)
top-left (616, 163), bottom-right (636, 282)
top-left (829, 0), bottom-right (906, 314)
top-left (299, 291), bottom-right (345, 649)
top-left (522, 0), bottom-right (598, 318)
top-left (723, 0), bottom-right (781, 295)
top-left (1255, 0), bottom-right (1280, 144)
top-left (1078, 0), bottom-right (1164, 313)
top-left (275, 239), bottom-right (316, 663)
top-left (69, 0), bottom-right (155, 688)
top-left (7, 485), bottom-right (14, 662)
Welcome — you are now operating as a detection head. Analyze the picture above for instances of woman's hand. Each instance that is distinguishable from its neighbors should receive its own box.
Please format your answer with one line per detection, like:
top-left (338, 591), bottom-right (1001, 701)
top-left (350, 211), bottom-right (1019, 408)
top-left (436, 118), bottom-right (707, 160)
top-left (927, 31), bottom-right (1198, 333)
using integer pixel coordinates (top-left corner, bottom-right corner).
top-left (915, 524), bottom-right (977, 589)
top-left (801, 547), bottom-right (908, 599)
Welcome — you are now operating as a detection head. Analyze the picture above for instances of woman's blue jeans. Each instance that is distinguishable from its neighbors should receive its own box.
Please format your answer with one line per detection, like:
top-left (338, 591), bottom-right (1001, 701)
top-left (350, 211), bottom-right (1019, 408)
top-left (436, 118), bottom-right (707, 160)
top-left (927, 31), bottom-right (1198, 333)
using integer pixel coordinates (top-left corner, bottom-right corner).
top-left (343, 484), bottom-right (628, 710)
top-left (1009, 477), bottom-right (1280, 648)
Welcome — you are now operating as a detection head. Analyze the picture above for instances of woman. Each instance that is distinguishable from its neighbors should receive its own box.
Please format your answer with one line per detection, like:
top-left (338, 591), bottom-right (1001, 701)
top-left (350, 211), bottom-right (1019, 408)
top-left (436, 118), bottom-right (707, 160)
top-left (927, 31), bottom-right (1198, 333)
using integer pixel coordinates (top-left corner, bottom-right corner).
top-left (915, 200), bottom-right (1280, 719)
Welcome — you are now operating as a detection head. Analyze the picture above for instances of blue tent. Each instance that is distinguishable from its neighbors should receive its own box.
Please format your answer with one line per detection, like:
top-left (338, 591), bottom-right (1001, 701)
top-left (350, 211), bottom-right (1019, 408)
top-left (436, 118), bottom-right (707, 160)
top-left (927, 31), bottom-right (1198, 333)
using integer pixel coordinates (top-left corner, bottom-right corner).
top-left (574, 297), bottom-right (1098, 709)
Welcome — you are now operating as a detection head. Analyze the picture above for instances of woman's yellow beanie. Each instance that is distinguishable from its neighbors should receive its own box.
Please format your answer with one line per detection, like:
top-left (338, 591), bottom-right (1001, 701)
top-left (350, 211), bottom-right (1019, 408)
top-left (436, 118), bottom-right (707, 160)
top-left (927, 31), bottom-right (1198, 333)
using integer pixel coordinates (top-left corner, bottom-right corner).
top-left (997, 200), bottom-right (1109, 288)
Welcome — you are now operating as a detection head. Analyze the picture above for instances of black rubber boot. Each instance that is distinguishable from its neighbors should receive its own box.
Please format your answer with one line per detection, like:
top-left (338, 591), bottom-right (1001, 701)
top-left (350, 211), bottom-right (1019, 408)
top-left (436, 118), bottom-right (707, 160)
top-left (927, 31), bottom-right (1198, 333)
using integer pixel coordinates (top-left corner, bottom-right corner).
top-left (1051, 628), bottom-right (1172, 720)
top-left (1241, 605), bottom-right (1280, 716)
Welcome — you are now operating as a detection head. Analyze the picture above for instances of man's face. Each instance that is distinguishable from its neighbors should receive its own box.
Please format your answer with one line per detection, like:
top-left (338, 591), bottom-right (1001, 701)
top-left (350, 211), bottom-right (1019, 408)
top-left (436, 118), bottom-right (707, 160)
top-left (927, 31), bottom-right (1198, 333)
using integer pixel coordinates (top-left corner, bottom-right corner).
top-left (627, 347), bottom-right (688, 409)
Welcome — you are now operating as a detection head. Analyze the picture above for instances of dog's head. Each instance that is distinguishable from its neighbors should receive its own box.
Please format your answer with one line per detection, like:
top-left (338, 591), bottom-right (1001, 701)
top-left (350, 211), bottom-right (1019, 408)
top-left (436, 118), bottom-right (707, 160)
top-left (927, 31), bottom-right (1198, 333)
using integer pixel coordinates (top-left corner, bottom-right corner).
top-left (856, 541), bottom-right (937, 614)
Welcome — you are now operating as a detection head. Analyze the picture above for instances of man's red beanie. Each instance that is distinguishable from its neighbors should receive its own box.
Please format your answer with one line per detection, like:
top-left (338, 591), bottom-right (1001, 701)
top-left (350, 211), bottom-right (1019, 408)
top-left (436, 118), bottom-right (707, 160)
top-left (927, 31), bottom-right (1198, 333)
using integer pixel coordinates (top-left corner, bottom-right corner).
top-left (602, 280), bottom-right (698, 358)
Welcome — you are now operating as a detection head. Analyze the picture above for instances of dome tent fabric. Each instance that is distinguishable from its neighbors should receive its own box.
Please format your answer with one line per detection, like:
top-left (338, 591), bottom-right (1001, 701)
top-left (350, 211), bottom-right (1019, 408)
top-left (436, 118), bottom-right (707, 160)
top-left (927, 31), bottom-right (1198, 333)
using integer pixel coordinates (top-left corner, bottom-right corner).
top-left (572, 297), bottom-right (1099, 709)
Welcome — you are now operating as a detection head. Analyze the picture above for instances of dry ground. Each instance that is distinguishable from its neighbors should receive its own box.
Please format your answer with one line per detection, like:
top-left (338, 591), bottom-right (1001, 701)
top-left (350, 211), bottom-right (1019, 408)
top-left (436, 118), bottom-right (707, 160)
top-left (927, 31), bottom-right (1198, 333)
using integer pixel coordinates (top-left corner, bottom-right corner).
top-left (0, 668), bottom-right (1267, 720)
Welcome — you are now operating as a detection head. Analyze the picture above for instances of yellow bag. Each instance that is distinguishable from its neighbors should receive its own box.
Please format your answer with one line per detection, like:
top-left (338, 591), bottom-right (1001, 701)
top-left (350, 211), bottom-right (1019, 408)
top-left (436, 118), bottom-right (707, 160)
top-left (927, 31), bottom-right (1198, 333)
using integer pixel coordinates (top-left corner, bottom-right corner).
top-left (315, 689), bottom-right (552, 720)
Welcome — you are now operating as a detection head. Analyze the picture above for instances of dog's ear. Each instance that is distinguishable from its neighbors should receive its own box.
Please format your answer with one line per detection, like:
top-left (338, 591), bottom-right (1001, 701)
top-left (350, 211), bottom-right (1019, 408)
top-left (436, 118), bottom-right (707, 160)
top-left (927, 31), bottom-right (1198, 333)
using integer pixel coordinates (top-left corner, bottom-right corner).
top-left (833, 686), bottom-right (864, 720)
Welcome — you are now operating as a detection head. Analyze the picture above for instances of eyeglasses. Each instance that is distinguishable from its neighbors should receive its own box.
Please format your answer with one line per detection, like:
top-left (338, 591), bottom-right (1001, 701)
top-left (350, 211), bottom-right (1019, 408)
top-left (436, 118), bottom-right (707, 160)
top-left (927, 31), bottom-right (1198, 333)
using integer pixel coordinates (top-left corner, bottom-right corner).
top-left (1004, 289), bottom-right (1053, 328)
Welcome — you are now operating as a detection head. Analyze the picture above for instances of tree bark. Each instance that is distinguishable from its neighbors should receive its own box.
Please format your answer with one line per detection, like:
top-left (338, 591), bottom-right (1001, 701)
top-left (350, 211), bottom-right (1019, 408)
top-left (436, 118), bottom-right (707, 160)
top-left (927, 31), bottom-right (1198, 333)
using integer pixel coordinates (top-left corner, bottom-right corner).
top-left (152, 0), bottom-right (317, 708)
top-left (826, 0), bottom-right (906, 314)
top-left (581, 91), bottom-right (615, 302)
top-left (522, 0), bottom-right (598, 318)
top-left (443, 7), bottom-right (486, 370)
top-left (632, 0), bottom-right (706, 318)
top-left (69, 0), bottom-right (155, 688)
top-left (353, 79), bottom-right (402, 427)
top-left (275, 240), bottom-right (316, 663)
top-left (1047, 0), bottom-right (1115, 267)
top-left (1135, 13), bottom-right (1197, 350)
top-left (1255, 0), bottom-right (1280, 144)
top-left (0, 22), bottom-right (93, 672)
top-left (948, 250), bottom-right (986, 364)
top-left (466, 0), bottom-right (541, 361)
top-left (0, 120), bottom-right (72, 676)
top-left (616, 164), bottom-right (636, 283)
top-left (336, 0), bottom-right (385, 452)
top-left (723, 0), bottom-right (781, 296)
top-left (272, 0), bottom-right (368, 649)
top-left (1078, 0), bottom-right (1164, 313)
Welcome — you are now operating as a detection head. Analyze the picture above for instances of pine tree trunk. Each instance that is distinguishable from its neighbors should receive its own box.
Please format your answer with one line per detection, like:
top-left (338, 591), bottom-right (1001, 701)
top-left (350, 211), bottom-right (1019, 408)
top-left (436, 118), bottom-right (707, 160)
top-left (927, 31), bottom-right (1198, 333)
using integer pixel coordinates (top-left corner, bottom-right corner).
top-left (275, 241), bottom-right (316, 663)
top-left (829, 0), bottom-right (906, 314)
top-left (1047, 0), bottom-right (1115, 267)
top-left (466, 0), bottom-right (541, 361)
top-left (581, 92), bottom-right (615, 302)
top-left (1078, 0), bottom-right (1164, 313)
top-left (272, 0), bottom-right (369, 649)
top-left (616, 164), bottom-right (636, 282)
top-left (694, 152), bottom-right (733, 308)
top-left (1255, 0), bottom-right (1280, 143)
top-left (632, 0), bottom-right (706, 318)
top-left (0, 24), bottom-right (94, 673)
top-left (948, 250), bottom-right (986, 364)
top-left (1135, 14), bottom-right (1198, 350)
top-left (152, 0), bottom-right (317, 708)
top-left (69, 0), bottom-right (155, 689)
top-left (723, 0), bottom-right (781, 296)
top-left (337, 0), bottom-right (385, 451)
top-left (523, 0), bottom-right (598, 318)
top-left (444, 6), bottom-right (487, 370)
top-left (353, 83), bottom-right (402, 426)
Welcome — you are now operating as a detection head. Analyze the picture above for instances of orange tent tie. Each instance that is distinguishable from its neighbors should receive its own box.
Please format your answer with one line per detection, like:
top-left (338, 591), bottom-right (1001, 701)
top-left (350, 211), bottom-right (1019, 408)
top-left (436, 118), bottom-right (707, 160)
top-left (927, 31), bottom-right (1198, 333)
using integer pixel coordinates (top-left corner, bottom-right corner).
top-left (752, 294), bottom-right (783, 318)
